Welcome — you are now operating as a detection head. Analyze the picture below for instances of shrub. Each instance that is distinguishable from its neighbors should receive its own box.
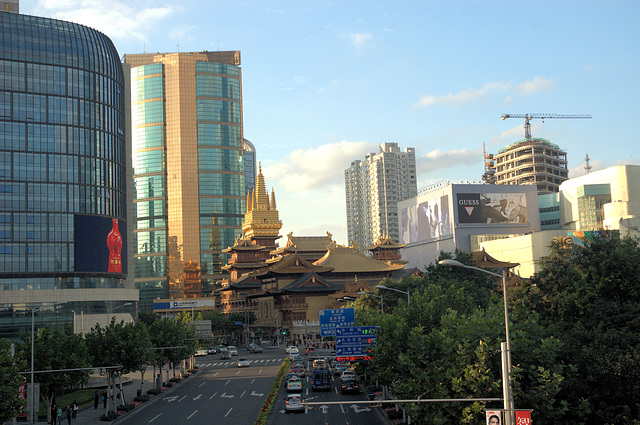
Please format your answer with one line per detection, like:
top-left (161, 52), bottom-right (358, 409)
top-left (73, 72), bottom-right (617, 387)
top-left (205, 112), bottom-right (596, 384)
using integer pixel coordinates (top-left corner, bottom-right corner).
top-left (99, 411), bottom-right (118, 421)
top-left (147, 388), bottom-right (160, 396)
top-left (169, 377), bottom-right (181, 383)
top-left (134, 394), bottom-right (150, 403)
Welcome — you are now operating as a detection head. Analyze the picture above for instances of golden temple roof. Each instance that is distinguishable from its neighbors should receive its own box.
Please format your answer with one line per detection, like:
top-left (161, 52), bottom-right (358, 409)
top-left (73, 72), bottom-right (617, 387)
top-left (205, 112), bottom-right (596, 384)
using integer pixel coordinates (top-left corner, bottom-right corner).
top-left (271, 232), bottom-right (334, 255)
top-left (313, 244), bottom-right (404, 273)
top-left (252, 253), bottom-right (334, 277)
top-left (366, 234), bottom-right (406, 251)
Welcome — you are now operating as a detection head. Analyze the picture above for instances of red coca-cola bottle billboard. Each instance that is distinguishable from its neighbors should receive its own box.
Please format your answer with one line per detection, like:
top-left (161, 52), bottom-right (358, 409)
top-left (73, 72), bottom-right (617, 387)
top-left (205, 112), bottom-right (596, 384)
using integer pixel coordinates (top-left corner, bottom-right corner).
top-left (107, 219), bottom-right (122, 273)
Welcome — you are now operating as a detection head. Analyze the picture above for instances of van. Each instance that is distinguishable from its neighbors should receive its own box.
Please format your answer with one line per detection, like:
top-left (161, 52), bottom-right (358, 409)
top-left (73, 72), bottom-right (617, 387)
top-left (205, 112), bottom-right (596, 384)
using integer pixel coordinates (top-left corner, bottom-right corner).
top-left (311, 368), bottom-right (331, 391)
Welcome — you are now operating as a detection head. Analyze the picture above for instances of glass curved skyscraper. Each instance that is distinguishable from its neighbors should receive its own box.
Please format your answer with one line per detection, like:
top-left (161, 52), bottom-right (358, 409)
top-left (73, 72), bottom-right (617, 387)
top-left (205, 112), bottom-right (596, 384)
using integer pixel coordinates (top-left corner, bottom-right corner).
top-left (0, 12), bottom-right (136, 339)
top-left (124, 51), bottom-right (245, 311)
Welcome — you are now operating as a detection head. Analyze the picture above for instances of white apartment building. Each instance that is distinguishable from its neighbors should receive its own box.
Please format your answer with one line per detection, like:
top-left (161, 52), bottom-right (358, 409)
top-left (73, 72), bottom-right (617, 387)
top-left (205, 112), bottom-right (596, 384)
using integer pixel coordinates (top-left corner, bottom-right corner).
top-left (345, 143), bottom-right (417, 250)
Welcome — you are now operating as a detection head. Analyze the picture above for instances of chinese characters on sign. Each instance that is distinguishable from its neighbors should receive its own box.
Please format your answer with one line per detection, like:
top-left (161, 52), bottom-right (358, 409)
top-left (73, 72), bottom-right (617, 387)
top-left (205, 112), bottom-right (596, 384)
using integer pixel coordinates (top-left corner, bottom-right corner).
top-left (319, 308), bottom-right (355, 337)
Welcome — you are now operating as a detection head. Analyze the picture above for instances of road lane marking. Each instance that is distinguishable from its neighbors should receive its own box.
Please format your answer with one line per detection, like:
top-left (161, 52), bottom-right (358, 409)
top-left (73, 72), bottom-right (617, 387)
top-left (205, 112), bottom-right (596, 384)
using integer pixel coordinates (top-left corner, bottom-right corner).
top-left (259, 369), bottom-right (263, 374)
top-left (209, 392), bottom-right (217, 399)
top-left (179, 395), bottom-right (187, 402)
top-left (334, 388), bottom-right (338, 395)
top-left (187, 410), bottom-right (197, 420)
top-left (340, 404), bottom-right (345, 414)
top-left (225, 379), bottom-right (231, 385)
top-left (193, 394), bottom-right (202, 401)
top-left (251, 378), bottom-right (255, 384)
top-left (236, 370), bottom-right (241, 375)
top-left (241, 391), bottom-right (246, 398)
top-left (213, 372), bottom-right (219, 377)
top-left (224, 408), bottom-right (233, 418)
top-left (198, 382), bottom-right (206, 387)
top-left (149, 414), bottom-right (162, 423)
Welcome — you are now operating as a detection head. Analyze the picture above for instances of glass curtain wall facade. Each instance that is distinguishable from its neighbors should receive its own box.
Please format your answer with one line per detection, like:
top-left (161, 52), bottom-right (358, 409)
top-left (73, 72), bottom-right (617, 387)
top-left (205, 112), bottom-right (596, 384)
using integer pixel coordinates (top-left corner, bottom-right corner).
top-left (126, 52), bottom-right (245, 311)
top-left (0, 12), bottom-right (136, 339)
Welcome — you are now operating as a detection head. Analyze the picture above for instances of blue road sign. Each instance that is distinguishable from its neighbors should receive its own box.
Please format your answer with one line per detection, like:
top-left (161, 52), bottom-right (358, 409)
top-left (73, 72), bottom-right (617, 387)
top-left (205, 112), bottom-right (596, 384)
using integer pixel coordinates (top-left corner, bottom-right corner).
top-left (319, 308), bottom-right (355, 337)
top-left (335, 326), bottom-right (377, 359)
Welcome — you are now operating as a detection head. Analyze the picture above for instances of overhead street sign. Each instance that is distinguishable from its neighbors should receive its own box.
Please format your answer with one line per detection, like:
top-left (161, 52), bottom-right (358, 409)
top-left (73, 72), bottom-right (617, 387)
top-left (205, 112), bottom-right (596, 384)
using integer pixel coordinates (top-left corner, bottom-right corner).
top-left (319, 308), bottom-right (355, 337)
top-left (335, 326), bottom-right (377, 360)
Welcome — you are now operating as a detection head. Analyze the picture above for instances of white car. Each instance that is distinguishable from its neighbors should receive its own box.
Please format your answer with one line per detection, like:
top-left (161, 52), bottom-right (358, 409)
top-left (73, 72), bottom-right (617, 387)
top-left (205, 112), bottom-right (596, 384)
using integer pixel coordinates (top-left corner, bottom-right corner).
top-left (237, 357), bottom-right (250, 368)
top-left (228, 346), bottom-right (238, 356)
top-left (285, 393), bottom-right (304, 412)
top-left (286, 345), bottom-right (298, 354)
top-left (286, 376), bottom-right (303, 392)
top-left (340, 370), bottom-right (357, 381)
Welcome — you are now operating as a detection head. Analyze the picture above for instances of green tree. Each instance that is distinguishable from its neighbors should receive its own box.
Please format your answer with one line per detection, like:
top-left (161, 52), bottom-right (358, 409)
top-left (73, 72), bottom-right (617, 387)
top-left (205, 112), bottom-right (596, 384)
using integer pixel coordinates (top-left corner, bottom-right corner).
top-left (526, 232), bottom-right (640, 424)
top-left (149, 318), bottom-right (197, 379)
top-left (0, 339), bottom-right (26, 422)
top-left (18, 326), bottom-right (89, 424)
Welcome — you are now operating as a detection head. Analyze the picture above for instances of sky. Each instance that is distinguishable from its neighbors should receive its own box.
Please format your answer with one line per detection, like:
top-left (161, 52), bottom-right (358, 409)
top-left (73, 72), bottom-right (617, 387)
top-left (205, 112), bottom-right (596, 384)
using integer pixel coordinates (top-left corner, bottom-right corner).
top-left (21, 0), bottom-right (640, 245)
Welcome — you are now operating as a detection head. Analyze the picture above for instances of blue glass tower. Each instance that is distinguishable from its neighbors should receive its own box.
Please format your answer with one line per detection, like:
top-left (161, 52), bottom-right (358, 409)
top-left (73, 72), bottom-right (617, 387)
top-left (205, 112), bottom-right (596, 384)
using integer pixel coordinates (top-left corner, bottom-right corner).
top-left (0, 12), bottom-right (136, 339)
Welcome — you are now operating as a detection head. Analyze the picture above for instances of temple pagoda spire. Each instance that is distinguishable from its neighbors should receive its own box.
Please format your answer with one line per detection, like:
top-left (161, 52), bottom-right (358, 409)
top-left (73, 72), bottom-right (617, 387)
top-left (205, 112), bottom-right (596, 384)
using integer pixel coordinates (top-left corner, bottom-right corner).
top-left (241, 163), bottom-right (282, 241)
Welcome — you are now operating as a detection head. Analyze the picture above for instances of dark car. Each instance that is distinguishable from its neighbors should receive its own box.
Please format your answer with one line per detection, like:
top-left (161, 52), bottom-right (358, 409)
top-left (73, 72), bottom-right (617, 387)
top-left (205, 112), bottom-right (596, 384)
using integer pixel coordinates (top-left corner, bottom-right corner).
top-left (340, 378), bottom-right (360, 394)
top-left (219, 349), bottom-right (231, 360)
top-left (250, 345), bottom-right (263, 353)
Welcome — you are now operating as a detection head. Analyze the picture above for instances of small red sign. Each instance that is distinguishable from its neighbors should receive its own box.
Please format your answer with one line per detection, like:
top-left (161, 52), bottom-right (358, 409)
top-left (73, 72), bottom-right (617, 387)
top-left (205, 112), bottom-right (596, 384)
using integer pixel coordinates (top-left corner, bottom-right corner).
top-left (515, 410), bottom-right (532, 424)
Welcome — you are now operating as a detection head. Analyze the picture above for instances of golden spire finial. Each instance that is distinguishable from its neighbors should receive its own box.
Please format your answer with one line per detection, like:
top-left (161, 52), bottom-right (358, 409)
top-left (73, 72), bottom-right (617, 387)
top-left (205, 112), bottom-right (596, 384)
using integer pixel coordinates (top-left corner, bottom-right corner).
top-left (270, 188), bottom-right (276, 210)
top-left (246, 190), bottom-right (252, 212)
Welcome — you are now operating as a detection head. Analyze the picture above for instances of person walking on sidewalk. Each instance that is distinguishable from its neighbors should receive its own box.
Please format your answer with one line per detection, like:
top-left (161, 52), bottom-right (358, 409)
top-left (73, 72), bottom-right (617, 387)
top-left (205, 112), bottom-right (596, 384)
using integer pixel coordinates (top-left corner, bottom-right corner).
top-left (72, 400), bottom-right (78, 418)
top-left (93, 391), bottom-right (99, 409)
top-left (51, 404), bottom-right (57, 425)
top-left (56, 406), bottom-right (62, 425)
top-left (65, 405), bottom-right (72, 425)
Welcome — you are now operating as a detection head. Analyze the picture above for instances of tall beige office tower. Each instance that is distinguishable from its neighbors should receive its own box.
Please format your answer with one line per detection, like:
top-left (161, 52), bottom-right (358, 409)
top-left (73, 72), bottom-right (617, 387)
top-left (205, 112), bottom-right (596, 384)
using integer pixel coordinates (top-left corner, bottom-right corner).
top-left (124, 51), bottom-right (246, 310)
top-left (345, 143), bottom-right (417, 251)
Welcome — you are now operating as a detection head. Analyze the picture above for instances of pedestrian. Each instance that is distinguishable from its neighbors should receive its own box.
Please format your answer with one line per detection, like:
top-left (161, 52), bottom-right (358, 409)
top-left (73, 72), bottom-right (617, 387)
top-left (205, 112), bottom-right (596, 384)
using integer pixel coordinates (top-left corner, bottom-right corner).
top-left (66, 404), bottom-right (72, 425)
top-left (51, 403), bottom-right (57, 425)
top-left (57, 406), bottom-right (62, 425)
top-left (72, 400), bottom-right (78, 418)
top-left (93, 391), bottom-right (99, 409)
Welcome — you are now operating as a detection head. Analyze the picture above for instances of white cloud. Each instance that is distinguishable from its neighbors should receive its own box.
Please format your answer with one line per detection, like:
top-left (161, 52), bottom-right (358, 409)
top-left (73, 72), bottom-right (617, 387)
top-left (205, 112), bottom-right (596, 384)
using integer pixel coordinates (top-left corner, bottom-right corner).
top-left (340, 31), bottom-right (373, 48)
top-left (294, 76), bottom-right (307, 85)
top-left (35, 0), bottom-right (174, 43)
top-left (417, 148), bottom-right (482, 175)
top-left (515, 76), bottom-right (554, 94)
top-left (169, 25), bottom-right (196, 41)
top-left (263, 140), bottom-right (377, 192)
top-left (414, 76), bottom-right (554, 108)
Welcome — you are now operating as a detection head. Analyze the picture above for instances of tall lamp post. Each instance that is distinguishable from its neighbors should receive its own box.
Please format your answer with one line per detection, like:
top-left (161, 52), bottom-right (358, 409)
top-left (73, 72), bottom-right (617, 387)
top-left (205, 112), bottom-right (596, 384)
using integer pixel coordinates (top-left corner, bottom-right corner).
top-left (375, 284), bottom-right (410, 306)
top-left (30, 301), bottom-right (66, 424)
top-left (357, 292), bottom-right (384, 314)
top-left (439, 259), bottom-right (514, 425)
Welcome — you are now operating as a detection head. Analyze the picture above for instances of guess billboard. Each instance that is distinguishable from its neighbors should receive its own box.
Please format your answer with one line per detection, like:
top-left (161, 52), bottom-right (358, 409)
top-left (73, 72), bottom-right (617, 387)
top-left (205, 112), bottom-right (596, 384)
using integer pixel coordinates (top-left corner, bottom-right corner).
top-left (457, 193), bottom-right (528, 224)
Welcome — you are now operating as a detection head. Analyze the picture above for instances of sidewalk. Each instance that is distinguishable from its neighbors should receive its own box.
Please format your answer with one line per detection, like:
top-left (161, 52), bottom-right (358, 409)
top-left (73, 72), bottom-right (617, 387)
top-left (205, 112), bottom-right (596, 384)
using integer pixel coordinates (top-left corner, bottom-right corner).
top-left (67, 367), bottom-right (194, 425)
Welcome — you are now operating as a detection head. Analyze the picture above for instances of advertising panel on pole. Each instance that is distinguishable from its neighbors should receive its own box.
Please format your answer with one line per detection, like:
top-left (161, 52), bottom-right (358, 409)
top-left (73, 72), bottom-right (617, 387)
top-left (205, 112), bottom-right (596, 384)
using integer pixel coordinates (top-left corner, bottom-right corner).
top-left (319, 308), bottom-right (355, 337)
top-left (457, 193), bottom-right (528, 224)
top-left (74, 214), bottom-right (127, 274)
top-left (18, 381), bottom-right (26, 417)
top-left (515, 410), bottom-right (532, 424)
top-left (485, 410), bottom-right (503, 425)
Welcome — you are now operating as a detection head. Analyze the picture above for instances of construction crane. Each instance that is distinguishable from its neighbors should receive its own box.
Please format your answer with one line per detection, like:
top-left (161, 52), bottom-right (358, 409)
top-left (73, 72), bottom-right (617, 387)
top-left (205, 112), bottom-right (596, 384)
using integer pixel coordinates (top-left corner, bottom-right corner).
top-left (501, 113), bottom-right (591, 139)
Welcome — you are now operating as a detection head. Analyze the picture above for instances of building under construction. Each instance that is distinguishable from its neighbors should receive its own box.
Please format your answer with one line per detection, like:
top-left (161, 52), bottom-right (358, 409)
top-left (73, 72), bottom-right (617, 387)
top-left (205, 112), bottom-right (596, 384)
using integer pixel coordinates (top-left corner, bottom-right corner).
top-left (489, 138), bottom-right (568, 194)
top-left (483, 113), bottom-right (590, 195)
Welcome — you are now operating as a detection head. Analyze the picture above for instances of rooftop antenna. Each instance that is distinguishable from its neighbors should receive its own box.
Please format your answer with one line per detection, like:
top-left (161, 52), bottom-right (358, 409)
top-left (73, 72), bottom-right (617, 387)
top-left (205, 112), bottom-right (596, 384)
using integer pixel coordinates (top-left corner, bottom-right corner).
top-left (584, 153), bottom-right (592, 175)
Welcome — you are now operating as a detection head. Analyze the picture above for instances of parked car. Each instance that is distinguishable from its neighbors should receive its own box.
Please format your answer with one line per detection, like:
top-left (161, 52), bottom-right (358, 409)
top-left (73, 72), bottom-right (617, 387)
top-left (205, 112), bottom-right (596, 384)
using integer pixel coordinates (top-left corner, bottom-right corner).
top-left (228, 346), bottom-right (238, 356)
top-left (340, 378), bottom-right (360, 394)
top-left (237, 357), bottom-right (250, 368)
top-left (286, 376), bottom-right (303, 392)
top-left (285, 394), bottom-right (304, 413)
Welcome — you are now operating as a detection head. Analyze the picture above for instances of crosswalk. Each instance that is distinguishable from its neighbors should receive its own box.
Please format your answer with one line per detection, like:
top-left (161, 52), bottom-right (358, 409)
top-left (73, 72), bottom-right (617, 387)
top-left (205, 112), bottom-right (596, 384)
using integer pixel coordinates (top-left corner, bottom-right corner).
top-left (197, 358), bottom-right (285, 368)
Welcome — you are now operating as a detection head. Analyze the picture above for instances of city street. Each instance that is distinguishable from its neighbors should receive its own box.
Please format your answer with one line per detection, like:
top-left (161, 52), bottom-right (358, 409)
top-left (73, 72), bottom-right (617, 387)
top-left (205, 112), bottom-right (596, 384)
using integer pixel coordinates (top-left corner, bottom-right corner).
top-left (116, 348), bottom-right (283, 425)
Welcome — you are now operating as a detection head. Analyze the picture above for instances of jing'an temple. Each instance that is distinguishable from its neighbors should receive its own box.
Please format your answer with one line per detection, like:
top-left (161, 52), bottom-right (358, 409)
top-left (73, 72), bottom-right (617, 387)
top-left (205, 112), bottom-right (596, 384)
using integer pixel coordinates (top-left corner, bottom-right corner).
top-left (217, 166), bottom-right (420, 342)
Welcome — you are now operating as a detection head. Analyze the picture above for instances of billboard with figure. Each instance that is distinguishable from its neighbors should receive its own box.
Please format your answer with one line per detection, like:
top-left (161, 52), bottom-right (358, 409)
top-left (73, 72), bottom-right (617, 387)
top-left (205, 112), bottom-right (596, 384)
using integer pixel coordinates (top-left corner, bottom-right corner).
top-left (401, 195), bottom-right (451, 244)
top-left (457, 193), bottom-right (528, 224)
top-left (74, 214), bottom-right (127, 274)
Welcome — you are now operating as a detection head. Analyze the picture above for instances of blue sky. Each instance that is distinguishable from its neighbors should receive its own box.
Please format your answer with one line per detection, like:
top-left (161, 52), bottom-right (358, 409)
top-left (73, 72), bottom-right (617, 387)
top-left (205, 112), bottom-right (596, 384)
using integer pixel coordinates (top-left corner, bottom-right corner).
top-left (22, 0), bottom-right (640, 244)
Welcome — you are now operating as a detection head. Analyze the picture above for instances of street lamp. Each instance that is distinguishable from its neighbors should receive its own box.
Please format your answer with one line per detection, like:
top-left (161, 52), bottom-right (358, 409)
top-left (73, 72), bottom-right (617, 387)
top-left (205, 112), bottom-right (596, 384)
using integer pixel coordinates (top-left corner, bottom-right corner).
top-left (375, 284), bottom-right (410, 306)
top-left (439, 258), bottom-right (514, 425)
top-left (30, 301), bottom-right (66, 424)
top-left (106, 302), bottom-right (132, 326)
top-left (357, 292), bottom-right (384, 314)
